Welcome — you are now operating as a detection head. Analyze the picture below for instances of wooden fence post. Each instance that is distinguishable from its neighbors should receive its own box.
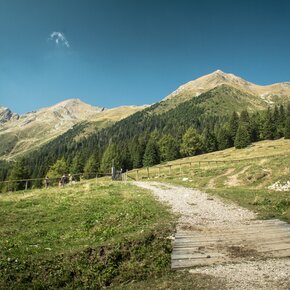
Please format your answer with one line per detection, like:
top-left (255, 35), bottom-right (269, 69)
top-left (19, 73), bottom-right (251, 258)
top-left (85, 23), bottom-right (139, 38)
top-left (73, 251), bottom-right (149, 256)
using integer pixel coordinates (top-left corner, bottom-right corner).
top-left (169, 165), bottom-right (172, 175)
top-left (136, 170), bottom-right (139, 181)
top-left (147, 167), bottom-right (150, 179)
top-left (158, 167), bottom-right (161, 176)
top-left (180, 164), bottom-right (182, 175)
top-left (25, 181), bottom-right (28, 190)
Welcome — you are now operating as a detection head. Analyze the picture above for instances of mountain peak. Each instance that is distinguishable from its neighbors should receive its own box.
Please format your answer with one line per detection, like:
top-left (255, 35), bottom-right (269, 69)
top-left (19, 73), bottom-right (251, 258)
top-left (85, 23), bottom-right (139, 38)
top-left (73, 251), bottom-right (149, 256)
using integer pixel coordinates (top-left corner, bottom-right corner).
top-left (164, 70), bottom-right (290, 105)
top-left (0, 106), bottom-right (19, 124)
top-left (212, 69), bottom-right (225, 75)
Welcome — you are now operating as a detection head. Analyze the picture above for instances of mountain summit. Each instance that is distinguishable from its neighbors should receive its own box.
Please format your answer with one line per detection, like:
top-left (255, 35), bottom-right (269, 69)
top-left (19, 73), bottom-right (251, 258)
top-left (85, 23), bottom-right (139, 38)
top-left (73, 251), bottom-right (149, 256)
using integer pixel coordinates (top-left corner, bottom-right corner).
top-left (164, 70), bottom-right (290, 106)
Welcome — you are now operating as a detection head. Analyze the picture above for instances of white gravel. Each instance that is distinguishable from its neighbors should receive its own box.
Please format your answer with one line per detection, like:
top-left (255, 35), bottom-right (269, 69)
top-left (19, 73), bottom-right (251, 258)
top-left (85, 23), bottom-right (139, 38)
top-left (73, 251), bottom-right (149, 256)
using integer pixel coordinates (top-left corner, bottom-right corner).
top-left (134, 181), bottom-right (256, 228)
top-left (189, 259), bottom-right (290, 290)
top-left (134, 181), bottom-right (290, 290)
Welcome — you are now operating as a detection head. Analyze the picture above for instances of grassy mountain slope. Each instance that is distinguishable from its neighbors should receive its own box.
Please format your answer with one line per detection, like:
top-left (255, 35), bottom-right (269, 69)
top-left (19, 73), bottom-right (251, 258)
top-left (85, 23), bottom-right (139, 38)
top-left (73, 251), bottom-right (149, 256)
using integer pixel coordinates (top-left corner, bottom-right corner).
top-left (0, 102), bottom-right (144, 161)
top-left (160, 70), bottom-right (290, 113)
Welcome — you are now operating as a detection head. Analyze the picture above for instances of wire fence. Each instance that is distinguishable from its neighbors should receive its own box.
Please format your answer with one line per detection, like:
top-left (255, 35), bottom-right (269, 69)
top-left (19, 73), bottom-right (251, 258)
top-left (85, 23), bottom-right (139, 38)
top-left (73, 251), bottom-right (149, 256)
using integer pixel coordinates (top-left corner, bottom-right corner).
top-left (0, 171), bottom-right (112, 193)
top-left (1, 151), bottom-right (289, 192)
top-left (127, 152), bottom-right (290, 181)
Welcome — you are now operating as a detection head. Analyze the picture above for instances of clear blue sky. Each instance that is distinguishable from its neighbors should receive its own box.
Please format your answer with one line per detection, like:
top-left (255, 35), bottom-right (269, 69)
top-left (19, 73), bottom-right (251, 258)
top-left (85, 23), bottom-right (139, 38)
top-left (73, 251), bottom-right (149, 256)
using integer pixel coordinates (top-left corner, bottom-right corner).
top-left (0, 0), bottom-right (290, 114)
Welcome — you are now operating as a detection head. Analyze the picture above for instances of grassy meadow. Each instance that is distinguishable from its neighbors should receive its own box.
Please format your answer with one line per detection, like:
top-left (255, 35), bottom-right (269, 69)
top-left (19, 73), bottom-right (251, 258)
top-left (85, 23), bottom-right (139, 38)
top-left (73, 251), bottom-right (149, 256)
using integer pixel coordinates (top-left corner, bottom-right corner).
top-left (131, 139), bottom-right (290, 223)
top-left (0, 179), bottom-right (225, 289)
top-left (0, 180), bottom-right (175, 289)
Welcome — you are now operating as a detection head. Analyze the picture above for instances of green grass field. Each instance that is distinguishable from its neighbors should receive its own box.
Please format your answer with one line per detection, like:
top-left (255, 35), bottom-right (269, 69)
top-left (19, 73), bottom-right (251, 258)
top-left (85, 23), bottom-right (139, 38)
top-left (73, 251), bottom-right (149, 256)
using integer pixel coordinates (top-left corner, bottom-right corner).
top-left (0, 180), bottom-right (225, 289)
top-left (0, 180), bottom-right (175, 289)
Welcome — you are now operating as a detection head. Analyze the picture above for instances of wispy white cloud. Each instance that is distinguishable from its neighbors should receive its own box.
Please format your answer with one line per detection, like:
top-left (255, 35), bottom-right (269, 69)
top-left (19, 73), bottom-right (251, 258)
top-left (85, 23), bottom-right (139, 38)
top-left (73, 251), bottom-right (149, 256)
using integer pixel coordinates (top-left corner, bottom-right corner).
top-left (48, 32), bottom-right (70, 48)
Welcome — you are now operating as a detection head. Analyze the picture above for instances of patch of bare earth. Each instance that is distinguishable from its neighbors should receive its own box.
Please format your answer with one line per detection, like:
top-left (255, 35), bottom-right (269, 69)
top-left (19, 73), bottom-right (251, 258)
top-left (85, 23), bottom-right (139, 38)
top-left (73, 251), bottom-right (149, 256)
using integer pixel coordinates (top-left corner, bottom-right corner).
top-left (134, 181), bottom-right (290, 290)
top-left (225, 165), bottom-right (251, 187)
top-left (207, 168), bottom-right (235, 189)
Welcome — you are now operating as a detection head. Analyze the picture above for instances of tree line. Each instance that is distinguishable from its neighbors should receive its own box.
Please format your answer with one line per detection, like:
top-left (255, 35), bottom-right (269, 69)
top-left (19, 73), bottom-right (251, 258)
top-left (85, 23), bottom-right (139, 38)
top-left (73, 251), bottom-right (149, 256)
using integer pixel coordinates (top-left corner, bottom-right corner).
top-left (1, 101), bottom-right (290, 192)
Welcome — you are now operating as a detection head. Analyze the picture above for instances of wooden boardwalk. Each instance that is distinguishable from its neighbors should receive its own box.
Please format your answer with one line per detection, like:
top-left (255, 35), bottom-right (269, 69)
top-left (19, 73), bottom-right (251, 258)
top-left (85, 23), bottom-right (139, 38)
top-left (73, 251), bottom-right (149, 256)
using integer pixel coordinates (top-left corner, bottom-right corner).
top-left (172, 219), bottom-right (290, 269)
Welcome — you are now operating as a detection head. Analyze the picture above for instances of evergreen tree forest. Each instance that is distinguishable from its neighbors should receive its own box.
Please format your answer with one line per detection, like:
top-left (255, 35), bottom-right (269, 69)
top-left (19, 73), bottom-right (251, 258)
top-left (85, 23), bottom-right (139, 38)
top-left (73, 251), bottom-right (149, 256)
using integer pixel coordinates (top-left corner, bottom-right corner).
top-left (1, 86), bottom-right (290, 190)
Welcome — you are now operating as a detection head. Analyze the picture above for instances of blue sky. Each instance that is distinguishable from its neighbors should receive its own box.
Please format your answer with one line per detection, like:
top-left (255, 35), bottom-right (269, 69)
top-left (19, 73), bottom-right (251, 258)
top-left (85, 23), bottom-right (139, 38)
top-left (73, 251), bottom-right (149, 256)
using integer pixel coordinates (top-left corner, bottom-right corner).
top-left (0, 0), bottom-right (290, 114)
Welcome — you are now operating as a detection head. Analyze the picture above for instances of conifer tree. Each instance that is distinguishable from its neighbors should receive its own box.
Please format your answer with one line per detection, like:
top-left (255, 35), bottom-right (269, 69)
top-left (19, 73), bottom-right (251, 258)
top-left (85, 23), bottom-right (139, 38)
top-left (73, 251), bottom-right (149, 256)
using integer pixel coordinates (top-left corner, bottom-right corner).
top-left (47, 158), bottom-right (68, 178)
top-left (249, 112), bottom-right (261, 142)
top-left (202, 127), bottom-right (218, 153)
top-left (158, 134), bottom-right (179, 162)
top-left (217, 125), bottom-right (231, 150)
top-left (83, 153), bottom-right (99, 179)
top-left (120, 145), bottom-right (132, 170)
top-left (285, 103), bottom-right (290, 139)
top-left (9, 158), bottom-right (29, 191)
top-left (272, 105), bottom-right (281, 139)
top-left (143, 138), bottom-right (160, 167)
top-left (131, 138), bottom-right (145, 169)
top-left (262, 108), bottom-right (275, 140)
top-left (229, 111), bottom-right (239, 146)
top-left (278, 105), bottom-right (286, 137)
top-left (239, 110), bottom-right (250, 123)
top-left (100, 143), bottom-right (122, 173)
top-left (234, 123), bottom-right (251, 149)
top-left (70, 153), bottom-right (85, 174)
top-left (180, 127), bottom-right (202, 157)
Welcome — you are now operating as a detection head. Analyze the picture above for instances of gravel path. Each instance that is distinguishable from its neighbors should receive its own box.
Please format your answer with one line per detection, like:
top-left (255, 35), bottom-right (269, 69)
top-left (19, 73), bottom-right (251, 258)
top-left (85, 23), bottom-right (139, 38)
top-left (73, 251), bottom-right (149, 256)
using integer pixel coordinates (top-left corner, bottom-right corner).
top-left (134, 181), bottom-right (256, 228)
top-left (134, 181), bottom-right (290, 290)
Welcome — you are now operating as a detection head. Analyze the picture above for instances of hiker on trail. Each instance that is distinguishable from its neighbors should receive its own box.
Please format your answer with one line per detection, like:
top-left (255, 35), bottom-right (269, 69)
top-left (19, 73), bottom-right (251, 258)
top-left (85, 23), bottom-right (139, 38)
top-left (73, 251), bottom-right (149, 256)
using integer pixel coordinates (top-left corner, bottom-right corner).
top-left (60, 174), bottom-right (66, 187)
top-left (68, 174), bottom-right (73, 185)
top-left (44, 176), bottom-right (49, 188)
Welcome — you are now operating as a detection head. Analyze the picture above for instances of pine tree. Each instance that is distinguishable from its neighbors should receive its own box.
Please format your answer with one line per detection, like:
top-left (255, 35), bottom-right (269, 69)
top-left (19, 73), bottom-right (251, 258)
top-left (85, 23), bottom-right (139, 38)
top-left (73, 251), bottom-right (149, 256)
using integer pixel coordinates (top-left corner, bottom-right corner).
top-left (120, 145), bottom-right (132, 170)
top-left (229, 111), bottom-right (239, 146)
top-left (180, 127), bottom-right (202, 157)
top-left (262, 108), bottom-right (275, 140)
top-left (143, 138), bottom-right (160, 167)
top-left (239, 110), bottom-right (250, 123)
top-left (9, 158), bottom-right (29, 191)
top-left (131, 139), bottom-right (145, 169)
top-left (47, 158), bottom-right (68, 178)
top-left (278, 105), bottom-right (286, 137)
top-left (272, 105), bottom-right (281, 139)
top-left (100, 143), bottom-right (122, 173)
top-left (249, 112), bottom-right (261, 142)
top-left (70, 153), bottom-right (85, 174)
top-left (217, 125), bottom-right (231, 150)
top-left (83, 153), bottom-right (99, 179)
top-left (234, 123), bottom-right (251, 149)
top-left (285, 103), bottom-right (290, 139)
top-left (158, 134), bottom-right (179, 162)
top-left (202, 127), bottom-right (218, 153)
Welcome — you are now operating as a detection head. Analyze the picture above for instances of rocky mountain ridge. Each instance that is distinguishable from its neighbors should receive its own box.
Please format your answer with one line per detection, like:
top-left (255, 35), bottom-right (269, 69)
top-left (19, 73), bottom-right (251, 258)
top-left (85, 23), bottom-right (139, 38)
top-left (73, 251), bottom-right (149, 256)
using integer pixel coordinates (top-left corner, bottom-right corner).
top-left (0, 99), bottom-right (145, 160)
top-left (0, 107), bottom-right (19, 124)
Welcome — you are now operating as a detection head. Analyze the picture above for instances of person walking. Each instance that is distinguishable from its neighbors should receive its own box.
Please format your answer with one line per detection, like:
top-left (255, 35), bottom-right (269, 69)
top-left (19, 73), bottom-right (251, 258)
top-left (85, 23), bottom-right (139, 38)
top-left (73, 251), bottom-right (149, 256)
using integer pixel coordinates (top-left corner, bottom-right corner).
top-left (44, 176), bottom-right (49, 188)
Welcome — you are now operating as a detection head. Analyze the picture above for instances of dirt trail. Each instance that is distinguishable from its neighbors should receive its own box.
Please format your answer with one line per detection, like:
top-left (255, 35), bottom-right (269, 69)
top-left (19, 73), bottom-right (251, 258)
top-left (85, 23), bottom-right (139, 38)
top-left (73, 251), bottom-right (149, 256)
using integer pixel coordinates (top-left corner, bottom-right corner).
top-left (225, 165), bottom-right (251, 187)
top-left (207, 168), bottom-right (235, 189)
top-left (134, 181), bottom-right (290, 290)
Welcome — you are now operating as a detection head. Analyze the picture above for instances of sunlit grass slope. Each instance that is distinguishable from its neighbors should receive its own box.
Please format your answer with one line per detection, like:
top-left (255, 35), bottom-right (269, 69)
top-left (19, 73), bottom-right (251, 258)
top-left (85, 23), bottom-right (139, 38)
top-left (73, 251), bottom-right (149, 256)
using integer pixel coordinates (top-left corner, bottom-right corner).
top-left (0, 180), bottom-right (175, 289)
top-left (133, 139), bottom-right (290, 223)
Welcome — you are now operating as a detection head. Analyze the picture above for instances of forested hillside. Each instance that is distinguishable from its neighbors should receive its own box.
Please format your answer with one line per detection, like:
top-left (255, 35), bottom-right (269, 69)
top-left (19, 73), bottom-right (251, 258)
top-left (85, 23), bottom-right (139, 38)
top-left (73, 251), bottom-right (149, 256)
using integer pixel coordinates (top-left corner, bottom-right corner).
top-left (1, 85), bottom-right (290, 189)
